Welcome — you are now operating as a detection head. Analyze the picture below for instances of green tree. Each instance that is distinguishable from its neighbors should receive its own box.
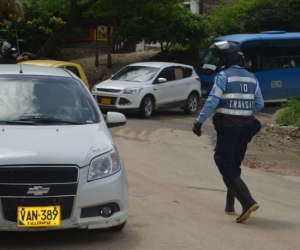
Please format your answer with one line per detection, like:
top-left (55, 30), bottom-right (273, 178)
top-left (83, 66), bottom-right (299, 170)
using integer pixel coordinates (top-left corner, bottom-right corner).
top-left (23, 0), bottom-right (99, 58)
top-left (209, 0), bottom-right (300, 36)
top-left (2, 0), bottom-right (207, 57)
top-left (114, 2), bottom-right (209, 52)
top-left (17, 0), bottom-right (208, 57)
top-left (0, 1), bottom-right (66, 56)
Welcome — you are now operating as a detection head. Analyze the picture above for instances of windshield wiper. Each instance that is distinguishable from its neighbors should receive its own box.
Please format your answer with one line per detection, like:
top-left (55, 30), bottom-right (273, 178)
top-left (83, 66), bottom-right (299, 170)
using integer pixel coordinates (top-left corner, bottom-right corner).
top-left (0, 120), bottom-right (38, 125)
top-left (17, 116), bottom-right (84, 125)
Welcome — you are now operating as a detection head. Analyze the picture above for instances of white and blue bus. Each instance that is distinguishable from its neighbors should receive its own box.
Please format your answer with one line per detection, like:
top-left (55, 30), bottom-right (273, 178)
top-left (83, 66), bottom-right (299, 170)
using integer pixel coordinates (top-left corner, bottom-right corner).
top-left (196, 31), bottom-right (300, 102)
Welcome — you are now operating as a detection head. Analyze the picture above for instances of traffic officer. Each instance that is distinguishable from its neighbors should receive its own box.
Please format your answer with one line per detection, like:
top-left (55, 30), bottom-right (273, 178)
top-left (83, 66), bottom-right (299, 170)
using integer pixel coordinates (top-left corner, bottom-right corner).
top-left (192, 41), bottom-right (264, 223)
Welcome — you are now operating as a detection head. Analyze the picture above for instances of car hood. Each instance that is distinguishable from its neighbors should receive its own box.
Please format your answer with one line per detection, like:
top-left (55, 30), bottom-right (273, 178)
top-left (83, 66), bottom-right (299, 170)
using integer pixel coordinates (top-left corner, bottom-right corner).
top-left (96, 79), bottom-right (150, 90)
top-left (0, 124), bottom-right (113, 167)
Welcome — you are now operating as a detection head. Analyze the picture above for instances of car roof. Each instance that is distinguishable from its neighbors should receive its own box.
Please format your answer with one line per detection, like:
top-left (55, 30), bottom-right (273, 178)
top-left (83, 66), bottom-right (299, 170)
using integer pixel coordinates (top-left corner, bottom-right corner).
top-left (0, 64), bottom-right (75, 78)
top-left (18, 60), bottom-right (80, 67)
top-left (128, 61), bottom-right (193, 68)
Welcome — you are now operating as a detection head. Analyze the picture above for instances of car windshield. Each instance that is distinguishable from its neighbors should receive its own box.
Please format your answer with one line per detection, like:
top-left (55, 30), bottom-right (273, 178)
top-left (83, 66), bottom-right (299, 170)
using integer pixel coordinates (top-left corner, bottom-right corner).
top-left (111, 66), bottom-right (159, 82)
top-left (0, 75), bottom-right (99, 125)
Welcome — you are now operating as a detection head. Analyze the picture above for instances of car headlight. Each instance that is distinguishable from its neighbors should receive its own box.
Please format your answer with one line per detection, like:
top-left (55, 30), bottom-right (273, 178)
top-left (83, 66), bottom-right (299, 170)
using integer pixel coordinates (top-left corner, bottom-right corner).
top-left (123, 88), bottom-right (142, 94)
top-left (92, 86), bottom-right (96, 92)
top-left (88, 146), bottom-right (121, 181)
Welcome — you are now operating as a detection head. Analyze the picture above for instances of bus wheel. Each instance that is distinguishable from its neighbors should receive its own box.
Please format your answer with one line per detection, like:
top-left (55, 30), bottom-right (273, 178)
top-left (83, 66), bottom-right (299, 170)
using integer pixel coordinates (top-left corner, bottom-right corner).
top-left (184, 93), bottom-right (199, 114)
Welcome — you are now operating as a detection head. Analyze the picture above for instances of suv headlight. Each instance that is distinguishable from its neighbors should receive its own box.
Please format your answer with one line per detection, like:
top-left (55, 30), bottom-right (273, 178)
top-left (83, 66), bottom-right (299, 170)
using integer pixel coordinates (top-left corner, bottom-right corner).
top-left (88, 146), bottom-right (121, 181)
top-left (123, 87), bottom-right (142, 94)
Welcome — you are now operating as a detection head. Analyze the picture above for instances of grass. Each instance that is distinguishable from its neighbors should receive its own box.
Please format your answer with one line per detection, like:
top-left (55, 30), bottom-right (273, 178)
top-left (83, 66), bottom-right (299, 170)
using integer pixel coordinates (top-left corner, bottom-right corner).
top-left (275, 99), bottom-right (300, 128)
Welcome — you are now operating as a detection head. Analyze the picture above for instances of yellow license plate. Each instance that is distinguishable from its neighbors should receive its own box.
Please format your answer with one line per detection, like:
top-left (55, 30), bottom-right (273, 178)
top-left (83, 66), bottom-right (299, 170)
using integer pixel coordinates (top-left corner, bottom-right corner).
top-left (101, 98), bottom-right (111, 105)
top-left (17, 206), bottom-right (61, 227)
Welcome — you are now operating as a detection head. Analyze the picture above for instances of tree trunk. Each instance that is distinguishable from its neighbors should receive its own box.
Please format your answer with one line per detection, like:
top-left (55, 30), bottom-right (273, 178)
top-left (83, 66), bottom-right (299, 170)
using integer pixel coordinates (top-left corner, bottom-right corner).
top-left (36, 24), bottom-right (71, 58)
top-left (199, 0), bottom-right (203, 14)
top-left (107, 21), bottom-right (112, 69)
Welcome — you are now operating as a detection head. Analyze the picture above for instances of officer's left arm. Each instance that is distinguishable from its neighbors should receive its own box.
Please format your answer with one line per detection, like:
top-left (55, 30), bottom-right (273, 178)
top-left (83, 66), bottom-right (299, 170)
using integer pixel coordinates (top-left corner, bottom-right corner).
top-left (196, 72), bottom-right (226, 124)
top-left (254, 81), bottom-right (264, 113)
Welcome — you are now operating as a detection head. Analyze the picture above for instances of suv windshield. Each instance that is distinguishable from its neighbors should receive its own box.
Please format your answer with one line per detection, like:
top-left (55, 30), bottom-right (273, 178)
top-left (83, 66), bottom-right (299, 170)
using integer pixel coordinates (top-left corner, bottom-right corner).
top-left (111, 66), bottom-right (159, 82)
top-left (0, 75), bottom-right (99, 125)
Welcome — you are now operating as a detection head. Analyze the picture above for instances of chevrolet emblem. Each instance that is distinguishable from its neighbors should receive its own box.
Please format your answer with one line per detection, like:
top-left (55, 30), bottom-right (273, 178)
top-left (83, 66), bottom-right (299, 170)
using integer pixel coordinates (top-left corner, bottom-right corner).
top-left (27, 186), bottom-right (50, 196)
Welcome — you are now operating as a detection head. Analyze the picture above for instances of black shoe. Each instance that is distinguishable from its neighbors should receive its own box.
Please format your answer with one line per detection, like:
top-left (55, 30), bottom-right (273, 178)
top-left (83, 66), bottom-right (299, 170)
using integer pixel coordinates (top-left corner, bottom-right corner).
top-left (228, 177), bottom-right (259, 223)
top-left (225, 189), bottom-right (235, 215)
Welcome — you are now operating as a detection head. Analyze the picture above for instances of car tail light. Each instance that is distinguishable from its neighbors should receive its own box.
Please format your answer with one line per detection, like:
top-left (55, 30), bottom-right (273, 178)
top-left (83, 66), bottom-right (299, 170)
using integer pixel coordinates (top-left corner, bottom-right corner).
top-left (196, 77), bottom-right (201, 82)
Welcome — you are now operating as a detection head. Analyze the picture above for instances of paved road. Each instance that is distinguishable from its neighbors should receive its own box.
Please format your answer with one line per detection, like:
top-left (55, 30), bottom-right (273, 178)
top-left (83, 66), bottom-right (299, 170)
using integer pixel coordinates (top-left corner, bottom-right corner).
top-left (3, 104), bottom-right (299, 250)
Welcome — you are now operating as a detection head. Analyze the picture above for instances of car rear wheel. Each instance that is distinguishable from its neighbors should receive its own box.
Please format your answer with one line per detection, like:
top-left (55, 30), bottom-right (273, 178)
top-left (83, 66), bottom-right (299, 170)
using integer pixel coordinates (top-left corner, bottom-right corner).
top-left (139, 96), bottom-right (154, 118)
top-left (184, 93), bottom-right (199, 114)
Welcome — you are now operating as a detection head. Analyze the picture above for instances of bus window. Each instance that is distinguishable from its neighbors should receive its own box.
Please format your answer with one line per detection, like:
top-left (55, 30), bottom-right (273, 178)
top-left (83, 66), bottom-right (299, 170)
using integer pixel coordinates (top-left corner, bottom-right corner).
top-left (262, 39), bottom-right (300, 70)
top-left (240, 40), bottom-right (262, 72)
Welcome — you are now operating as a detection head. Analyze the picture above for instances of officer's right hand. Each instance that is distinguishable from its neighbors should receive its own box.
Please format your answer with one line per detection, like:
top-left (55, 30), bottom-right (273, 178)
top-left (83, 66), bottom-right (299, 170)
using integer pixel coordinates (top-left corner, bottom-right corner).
top-left (192, 122), bottom-right (203, 137)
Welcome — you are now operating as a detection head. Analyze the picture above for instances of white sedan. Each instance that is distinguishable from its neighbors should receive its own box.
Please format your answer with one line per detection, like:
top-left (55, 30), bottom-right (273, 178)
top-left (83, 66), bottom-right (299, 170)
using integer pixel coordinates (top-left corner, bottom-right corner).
top-left (0, 64), bottom-right (128, 231)
top-left (92, 62), bottom-right (201, 118)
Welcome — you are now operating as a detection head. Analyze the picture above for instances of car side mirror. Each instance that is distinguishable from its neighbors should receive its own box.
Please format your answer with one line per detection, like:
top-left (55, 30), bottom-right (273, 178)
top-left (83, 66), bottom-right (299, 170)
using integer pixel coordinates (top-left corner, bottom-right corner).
top-left (157, 78), bottom-right (167, 83)
top-left (105, 112), bottom-right (126, 128)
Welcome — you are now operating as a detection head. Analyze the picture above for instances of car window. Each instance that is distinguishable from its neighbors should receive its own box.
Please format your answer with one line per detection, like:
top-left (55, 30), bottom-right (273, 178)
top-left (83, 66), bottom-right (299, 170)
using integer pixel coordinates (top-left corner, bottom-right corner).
top-left (65, 66), bottom-right (80, 78)
top-left (174, 67), bottom-right (184, 80)
top-left (0, 75), bottom-right (99, 124)
top-left (183, 67), bottom-right (193, 77)
top-left (156, 66), bottom-right (174, 82)
top-left (111, 66), bottom-right (159, 82)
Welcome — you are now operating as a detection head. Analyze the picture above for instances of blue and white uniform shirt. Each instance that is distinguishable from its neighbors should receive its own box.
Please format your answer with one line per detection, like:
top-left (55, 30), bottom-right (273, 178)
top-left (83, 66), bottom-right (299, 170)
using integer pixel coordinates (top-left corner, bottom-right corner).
top-left (214, 67), bottom-right (257, 116)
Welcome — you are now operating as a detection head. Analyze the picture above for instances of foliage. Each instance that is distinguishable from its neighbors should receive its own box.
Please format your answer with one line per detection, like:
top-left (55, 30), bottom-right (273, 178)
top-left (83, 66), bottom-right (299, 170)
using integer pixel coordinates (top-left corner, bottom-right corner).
top-left (0, 2), bottom-right (65, 56)
top-left (114, 2), bottom-right (209, 52)
top-left (209, 0), bottom-right (300, 36)
top-left (276, 99), bottom-right (300, 128)
top-left (23, 0), bottom-right (189, 57)
top-left (169, 44), bottom-right (187, 51)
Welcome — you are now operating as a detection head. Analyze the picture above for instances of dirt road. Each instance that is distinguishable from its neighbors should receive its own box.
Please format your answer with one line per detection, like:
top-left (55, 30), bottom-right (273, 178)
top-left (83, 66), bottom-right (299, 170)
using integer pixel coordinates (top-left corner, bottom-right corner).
top-left (112, 120), bottom-right (300, 250)
top-left (2, 117), bottom-right (300, 250)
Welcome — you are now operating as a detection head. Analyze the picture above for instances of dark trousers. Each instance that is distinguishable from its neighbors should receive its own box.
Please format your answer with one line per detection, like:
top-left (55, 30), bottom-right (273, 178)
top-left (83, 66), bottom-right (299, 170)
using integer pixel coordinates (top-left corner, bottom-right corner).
top-left (214, 126), bottom-right (252, 187)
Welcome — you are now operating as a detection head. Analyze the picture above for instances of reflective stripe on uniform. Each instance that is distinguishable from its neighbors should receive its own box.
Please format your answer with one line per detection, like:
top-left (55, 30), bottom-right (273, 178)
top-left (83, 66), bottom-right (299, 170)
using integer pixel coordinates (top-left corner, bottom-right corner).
top-left (216, 108), bottom-right (254, 116)
top-left (212, 85), bottom-right (224, 98)
top-left (228, 76), bottom-right (257, 84)
top-left (222, 93), bottom-right (255, 99)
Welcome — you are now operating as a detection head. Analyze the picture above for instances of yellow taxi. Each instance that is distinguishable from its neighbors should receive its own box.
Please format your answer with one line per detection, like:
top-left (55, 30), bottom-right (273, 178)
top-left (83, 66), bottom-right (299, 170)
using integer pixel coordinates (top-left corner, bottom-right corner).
top-left (18, 60), bottom-right (89, 88)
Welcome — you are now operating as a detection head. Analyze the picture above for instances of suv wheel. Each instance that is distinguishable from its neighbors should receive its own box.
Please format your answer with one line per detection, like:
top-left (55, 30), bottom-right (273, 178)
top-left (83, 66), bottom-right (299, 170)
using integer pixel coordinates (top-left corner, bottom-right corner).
top-left (184, 93), bottom-right (199, 114)
top-left (140, 96), bottom-right (154, 118)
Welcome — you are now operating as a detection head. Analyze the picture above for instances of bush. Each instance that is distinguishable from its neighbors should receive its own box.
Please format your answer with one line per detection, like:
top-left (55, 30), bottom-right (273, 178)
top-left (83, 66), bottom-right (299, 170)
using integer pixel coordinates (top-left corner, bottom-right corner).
top-left (275, 99), bottom-right (300, 128)
top-left (0, 10), bottom-right (65, 56)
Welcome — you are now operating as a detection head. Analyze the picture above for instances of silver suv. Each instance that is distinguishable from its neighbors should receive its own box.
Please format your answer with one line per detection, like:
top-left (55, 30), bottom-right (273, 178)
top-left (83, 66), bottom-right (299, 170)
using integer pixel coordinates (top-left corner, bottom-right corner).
top-left (92, 62), bottom-right (201, 118)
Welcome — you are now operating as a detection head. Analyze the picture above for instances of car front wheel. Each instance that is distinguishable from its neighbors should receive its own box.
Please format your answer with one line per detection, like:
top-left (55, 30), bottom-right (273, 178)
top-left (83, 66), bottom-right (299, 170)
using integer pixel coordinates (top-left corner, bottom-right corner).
top-left (139, 96), bottom-right (154, 118)
top-left (184, 93), bottom-right (199, 114)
